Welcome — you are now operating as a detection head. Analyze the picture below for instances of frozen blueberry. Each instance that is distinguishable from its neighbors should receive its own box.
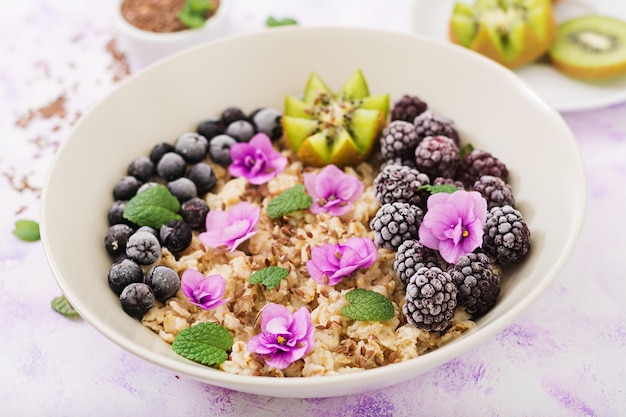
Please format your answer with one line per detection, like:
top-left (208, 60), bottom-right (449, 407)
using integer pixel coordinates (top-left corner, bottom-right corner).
top-left (225, 120), bottom-right (255, 143)
top-left (187, 162), bottom-right (216, 194)
top-left (113, 176), bottom-right (142, 201)
top-left (174, 132), bottom-right (209, 163)
top-left (126, 231), bottom-right (161, 265)
top-left (136, 226), bottom-right (159, 240)
top-left (221, 106), bottom-right (246, 126)
top-left (108, 200), bottom-right (133, 226)
top-left (159, 220), bottom-right (193, 253)
top-left (144, 265), bottom-right (180, 301)
top-left (250, 108), bottom-right (282, 141)
top-left (120, 283), bottom-right (155, 319)
top-left (137, 181), bottom-right (160, 194)
top-left (127, 156), bottom-right (155, 182)
top-left (156, 152), bottom-right (187, 181)
top-left (167, 177), bottom-right (197, 201)
top-left (150, 142), bottom-right (175, 165)
top-left (108, 258), bottom-right (143, 295)
top-left (104, 224), bottom-right (135, 258)
top-left (181, 197), bottom-right (209, 230)
top-left (208, 134), bottom-right (236, 166)
top-left (197, 116), bottom-right (224, 141)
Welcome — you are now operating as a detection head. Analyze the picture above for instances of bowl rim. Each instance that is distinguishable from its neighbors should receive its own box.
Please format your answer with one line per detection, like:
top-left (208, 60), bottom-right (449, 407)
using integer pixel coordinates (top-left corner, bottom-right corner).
top-left (40, 26), bottom-right (588, 397)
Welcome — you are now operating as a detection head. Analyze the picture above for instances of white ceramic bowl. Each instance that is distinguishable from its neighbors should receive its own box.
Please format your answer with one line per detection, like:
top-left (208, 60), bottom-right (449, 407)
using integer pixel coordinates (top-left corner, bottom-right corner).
top-left (115, 0), bottom-right (231, 67)
top-left (41, 27), bottom-right (586, 398)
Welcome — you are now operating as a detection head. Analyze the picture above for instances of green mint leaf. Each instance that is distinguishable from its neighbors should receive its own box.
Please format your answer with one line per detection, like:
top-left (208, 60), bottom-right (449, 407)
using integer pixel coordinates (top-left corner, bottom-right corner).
top-left (13, 219), bottom-right (40, 242)
top-left (342, 288), bottom-right (395, 322)
top-left (172, 322), bottom-right (233, 367)
top-left (51, 295), bottom-right (80, 318)
top-left (418, 184), bottom-right (459, 195)
top-left (123, 185), bottom-right (182, 229)
top-left (249, 266), bottom-right (289, 290)
top-left (460, 143), bottom-right (474, 159)
top-left (178, 0), bottom-right (213, 28)
top-left (266, 16), bottom-right (298, 27)
top-left (266, 184), bottom-right (312, 219)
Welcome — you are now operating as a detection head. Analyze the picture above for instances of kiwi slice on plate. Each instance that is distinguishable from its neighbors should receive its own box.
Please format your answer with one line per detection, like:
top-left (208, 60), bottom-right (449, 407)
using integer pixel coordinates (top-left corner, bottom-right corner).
top-left (549, 15), bottom-right (626, 80)
top-left (449, 0), bottom-right (557, 69)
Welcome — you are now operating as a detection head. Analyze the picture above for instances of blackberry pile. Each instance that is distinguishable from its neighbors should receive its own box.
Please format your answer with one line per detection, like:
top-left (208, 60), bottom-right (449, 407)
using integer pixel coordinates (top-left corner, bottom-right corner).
top-left (379, 95), bottom-right (532, 332)
top-left (105, 106), bottom-right (281, 319)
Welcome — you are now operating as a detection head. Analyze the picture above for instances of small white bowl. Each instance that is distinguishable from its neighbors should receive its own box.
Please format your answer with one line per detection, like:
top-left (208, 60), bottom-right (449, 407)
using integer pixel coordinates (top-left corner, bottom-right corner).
top-left (115, 0), bottom-right (231, 67)
top-left (41, 27), bottom-right (586, 398)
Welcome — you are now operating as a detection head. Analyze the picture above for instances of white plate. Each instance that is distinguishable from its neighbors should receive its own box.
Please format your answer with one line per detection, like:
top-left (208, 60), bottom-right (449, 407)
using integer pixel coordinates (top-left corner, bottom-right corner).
top-left (411, 0), bottom-right (626, 112)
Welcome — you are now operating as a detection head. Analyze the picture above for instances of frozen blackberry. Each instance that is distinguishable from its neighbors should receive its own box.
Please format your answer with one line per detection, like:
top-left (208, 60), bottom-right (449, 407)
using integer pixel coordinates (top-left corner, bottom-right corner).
top-left (379, 120), bottom-right (420, 162)
top-left (373, 164), bottom-right (430, 208)
top-left (449, 252), bottom-right (500, 316)
top-left (390, 95), bottom-right (428, 123)
top-left (459, 149), bottom-right (509, 187)
top-left (472, 175), bottom-right (515, 210)
top-left (483, 205), bottom-right (530, 264)
top-left (370, 202), bottom-right (423, 251)
top-left (414, 135), bottom-right (460, 179)
top-left (394, 239), bottom-right (439, 287)
top-left (403, 266), bottom-right (458, 332)
top-left (432, 176), bottom-right (465, 190)
top-left (174, 132), bottom-right (208, 163)
top-left (127, 156), bottom-right (155, 183)
top-left (413, 110), bottom-right (460, 145)
top-left (380, 157), bottom-right (417, 171)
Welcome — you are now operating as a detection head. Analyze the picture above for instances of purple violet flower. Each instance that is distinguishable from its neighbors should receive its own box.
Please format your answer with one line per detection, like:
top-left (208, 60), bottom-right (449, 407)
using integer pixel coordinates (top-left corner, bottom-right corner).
top-left (198, 201), bottom-right (260, 252)
top-left (418, 190), bottom-right (488, 264)
top-left (181, 269), bottom-right (229, 310)
top-left (306, 237), bottom-right (377, 286)
top-left (304, 164), bottom-right (364, 216)
top-left (247, 303), bottom-right (314, 369)
top-left (228, 133), bottom-right (287, 185)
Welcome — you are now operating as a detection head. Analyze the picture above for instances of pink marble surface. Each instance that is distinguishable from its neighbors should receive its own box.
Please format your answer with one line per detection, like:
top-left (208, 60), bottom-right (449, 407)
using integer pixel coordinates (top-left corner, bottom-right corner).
top-left (1, 1), bottom-right (625, 415)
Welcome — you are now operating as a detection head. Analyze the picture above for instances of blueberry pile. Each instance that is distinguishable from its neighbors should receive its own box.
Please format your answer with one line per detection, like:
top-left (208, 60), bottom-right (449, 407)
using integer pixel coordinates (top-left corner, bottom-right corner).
top-left (373, 94), bottom-right (531, 331)
top-left (104, 106), bottom-right (283, 319)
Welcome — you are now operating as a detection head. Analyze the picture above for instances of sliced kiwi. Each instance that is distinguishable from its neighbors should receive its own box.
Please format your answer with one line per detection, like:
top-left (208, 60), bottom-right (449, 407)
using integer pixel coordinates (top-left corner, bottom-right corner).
top-left (282, 70), bottom-right (389, 168)
top-left (449, 0), bottom-right (557, 69)
top-left (549, 15), bottom-right (626, 80)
